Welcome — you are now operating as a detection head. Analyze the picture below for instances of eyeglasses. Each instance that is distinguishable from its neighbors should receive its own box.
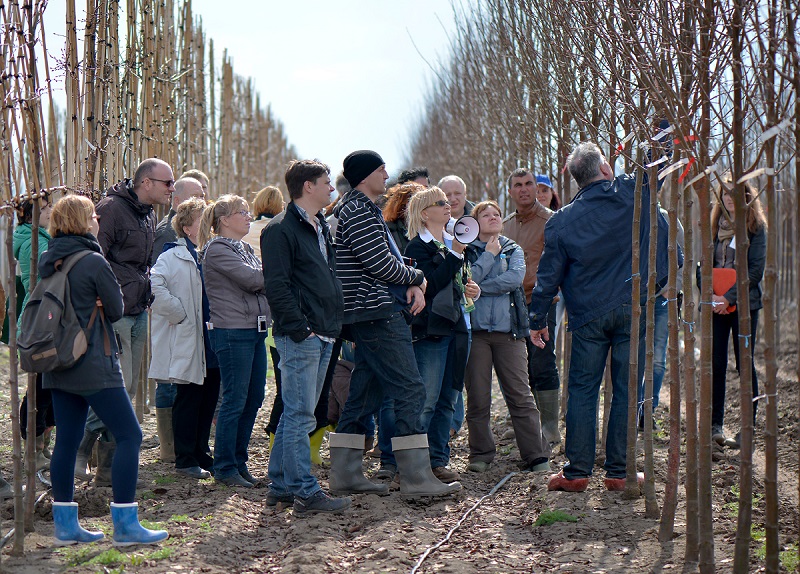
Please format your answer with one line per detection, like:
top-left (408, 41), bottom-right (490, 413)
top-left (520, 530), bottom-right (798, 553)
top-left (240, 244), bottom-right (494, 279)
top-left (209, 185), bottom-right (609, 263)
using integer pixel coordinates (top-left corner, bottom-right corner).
top-left (233, 210), bottom-right (251, 218)
top-left (427, 200), bottom-right (450, 208)
top-left (149, 178), bottom-right (175, 188)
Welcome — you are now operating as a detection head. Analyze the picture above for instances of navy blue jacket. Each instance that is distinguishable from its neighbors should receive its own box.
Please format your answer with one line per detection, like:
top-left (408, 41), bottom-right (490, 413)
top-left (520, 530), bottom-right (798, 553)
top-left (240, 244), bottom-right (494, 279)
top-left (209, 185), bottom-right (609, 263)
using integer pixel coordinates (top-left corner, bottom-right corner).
top-left (529, 173), bottom-right (678, 331)
top-left (41, 234), bottom-right (125, 392)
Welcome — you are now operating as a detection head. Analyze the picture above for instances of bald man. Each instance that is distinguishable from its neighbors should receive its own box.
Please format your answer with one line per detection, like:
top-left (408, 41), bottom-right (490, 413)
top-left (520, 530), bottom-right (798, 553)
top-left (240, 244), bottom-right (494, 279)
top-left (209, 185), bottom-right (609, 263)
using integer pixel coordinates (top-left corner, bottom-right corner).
top-left (151, 177), bottom-right (206, 265)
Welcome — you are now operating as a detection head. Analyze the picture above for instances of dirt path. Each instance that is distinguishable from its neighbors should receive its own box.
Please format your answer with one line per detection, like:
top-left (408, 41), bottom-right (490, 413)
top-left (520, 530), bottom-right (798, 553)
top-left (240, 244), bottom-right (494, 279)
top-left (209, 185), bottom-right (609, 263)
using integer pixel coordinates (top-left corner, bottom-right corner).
top-left (0, 330), bottom-right (797, 573)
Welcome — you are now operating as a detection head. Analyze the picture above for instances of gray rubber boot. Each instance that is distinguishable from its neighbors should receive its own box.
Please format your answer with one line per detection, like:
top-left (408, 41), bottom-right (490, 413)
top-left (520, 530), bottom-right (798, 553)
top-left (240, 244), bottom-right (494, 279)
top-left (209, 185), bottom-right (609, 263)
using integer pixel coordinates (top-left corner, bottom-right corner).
top-left (75, 429), bottom-right (100, 482)
top-left (156, 408), bottom-right (175, 463)
top-left (534, 389), bottom-right (562, 448)
top-left (392, 434), bottom-right (461, 498)
top-left (93, 440), bottom-right (115, 487)
top-left (328, 433), bottom-right (389, 496)
top-left (94, 439), bottom-right (146, 489)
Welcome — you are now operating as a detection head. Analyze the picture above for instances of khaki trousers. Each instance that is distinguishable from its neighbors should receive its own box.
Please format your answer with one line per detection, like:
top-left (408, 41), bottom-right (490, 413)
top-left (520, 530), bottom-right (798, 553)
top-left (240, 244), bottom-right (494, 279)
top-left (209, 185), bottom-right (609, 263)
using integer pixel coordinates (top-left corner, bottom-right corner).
top-left (464, 331), bottom-right (550, 465)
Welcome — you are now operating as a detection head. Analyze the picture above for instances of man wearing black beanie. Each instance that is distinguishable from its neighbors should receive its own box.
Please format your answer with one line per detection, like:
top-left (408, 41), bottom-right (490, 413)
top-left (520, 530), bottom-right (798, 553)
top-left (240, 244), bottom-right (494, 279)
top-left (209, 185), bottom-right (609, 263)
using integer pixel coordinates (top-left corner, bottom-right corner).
top-left (328, 151), bottom-right (461, 498)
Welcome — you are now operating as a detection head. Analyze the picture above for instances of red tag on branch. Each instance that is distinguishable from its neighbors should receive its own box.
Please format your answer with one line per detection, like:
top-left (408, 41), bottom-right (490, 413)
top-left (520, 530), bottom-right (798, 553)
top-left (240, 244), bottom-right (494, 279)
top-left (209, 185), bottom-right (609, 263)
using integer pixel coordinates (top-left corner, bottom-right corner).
top-left (678, 157), bottom-right (696, 183)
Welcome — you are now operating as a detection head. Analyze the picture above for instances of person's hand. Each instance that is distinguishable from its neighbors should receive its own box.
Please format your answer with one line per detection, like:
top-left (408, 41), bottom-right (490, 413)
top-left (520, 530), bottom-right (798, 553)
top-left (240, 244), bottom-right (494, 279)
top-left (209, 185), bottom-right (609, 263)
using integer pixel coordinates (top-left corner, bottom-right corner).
top-left (712, 294), bottom-right (730, 314)
top-left (96, 298), bottom-right (104, 307)
top-left (485, 235), bottom-right (501, 256)
top-left (530, 327), bottom-right (549, 349)
top-left (407, 285), bottom-right (426, 315)
top-left (418, 278), bottom-right (428, 294)
top-left (464, 279), bottom-right (480, 300)
top-left (452, 239), bottom-right (466, 254)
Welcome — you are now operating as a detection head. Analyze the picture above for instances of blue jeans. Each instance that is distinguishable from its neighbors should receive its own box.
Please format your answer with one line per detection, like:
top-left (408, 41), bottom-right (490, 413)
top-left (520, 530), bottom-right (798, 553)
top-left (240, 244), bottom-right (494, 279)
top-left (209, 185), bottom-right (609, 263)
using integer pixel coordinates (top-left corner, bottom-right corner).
top-left (211, 328), bottom-right (267, 480)
top-left (563, 304), bottom-right (645, 480)
top-left (379, 335), bottom-right (461, 468)
top-left (85, 312), bottom-right (148, 435)
top-left (155, 382), bottom-right (176, 409)
top-left (450, 330), bottom-right (471, 433)
top-left (337, 313), bottom-right (425, 438)
top-left (269, 336), bottom-right (333, 499)
top-left (638, 294), bottom-right (668, 413)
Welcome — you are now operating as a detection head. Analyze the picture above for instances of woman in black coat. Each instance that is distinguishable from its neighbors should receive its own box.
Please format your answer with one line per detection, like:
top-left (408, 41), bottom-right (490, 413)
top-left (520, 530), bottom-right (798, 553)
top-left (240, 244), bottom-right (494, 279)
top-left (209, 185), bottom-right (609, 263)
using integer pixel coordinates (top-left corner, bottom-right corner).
top-left (707, 178), bottom-right (767, 449)
top-left (43, 195), bottom-right (167, 546)
top-left (394, 187), bottom-right (479, 482)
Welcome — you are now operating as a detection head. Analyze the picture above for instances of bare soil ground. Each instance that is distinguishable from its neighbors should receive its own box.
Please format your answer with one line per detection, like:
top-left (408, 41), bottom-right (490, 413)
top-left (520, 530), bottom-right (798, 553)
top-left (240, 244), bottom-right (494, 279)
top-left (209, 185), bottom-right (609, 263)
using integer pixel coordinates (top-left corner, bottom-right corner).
top-left (0, 318), bottom-right (797, 573)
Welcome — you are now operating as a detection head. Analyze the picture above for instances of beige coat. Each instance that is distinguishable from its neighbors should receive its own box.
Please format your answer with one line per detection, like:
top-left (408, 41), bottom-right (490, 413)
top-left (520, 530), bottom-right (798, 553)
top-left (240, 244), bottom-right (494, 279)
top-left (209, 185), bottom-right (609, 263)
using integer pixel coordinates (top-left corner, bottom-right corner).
top-left (148, 239), bottom-right (206, 385)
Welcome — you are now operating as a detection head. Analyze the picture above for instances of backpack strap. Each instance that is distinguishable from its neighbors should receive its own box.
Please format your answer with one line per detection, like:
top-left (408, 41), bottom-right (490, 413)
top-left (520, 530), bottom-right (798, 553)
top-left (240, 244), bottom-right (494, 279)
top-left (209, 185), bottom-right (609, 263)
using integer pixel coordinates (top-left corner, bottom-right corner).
top-left (60, 250), bottom-right (112, 357)
top-left (84, 304), bottom-right (112, 357)
top-left (54, 250), bottom-right (93, 274)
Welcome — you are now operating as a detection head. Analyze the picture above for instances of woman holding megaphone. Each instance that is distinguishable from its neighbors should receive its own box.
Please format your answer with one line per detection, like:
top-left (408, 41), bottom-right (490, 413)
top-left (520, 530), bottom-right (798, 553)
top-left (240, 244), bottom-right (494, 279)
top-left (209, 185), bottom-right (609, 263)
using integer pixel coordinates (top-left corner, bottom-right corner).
top-left (382, 187), bottom-right (480, 485)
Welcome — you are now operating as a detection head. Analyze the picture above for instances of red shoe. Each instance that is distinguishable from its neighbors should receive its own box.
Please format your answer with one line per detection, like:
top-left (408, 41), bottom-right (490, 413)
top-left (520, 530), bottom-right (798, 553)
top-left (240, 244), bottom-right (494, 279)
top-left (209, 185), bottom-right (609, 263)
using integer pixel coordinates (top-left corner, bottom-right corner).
top-left (604, 472), bottom-right (644, 491)
top-left (547, 471), bottom-right (589, 492)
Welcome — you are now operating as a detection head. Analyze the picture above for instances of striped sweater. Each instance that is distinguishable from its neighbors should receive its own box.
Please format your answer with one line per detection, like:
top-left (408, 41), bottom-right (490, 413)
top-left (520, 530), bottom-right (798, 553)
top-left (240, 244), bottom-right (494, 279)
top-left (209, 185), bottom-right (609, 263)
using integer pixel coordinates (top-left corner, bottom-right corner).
top-left (333, 190), bottom-right (425, 324)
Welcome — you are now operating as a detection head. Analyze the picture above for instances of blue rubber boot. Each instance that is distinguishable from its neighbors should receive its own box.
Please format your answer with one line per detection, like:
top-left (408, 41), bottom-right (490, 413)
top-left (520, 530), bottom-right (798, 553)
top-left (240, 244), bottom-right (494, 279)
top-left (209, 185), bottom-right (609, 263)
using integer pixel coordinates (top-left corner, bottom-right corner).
top-left (110, 502), bottom-right (168, 546)
top-left (52, 502), bottom-right (104, 546)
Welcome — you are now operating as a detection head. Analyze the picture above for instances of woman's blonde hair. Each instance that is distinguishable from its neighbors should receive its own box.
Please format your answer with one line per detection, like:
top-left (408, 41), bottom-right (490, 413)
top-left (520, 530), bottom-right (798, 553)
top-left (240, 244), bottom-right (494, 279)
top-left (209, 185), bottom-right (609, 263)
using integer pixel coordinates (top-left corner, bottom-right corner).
top-left (197, 194), bottom-right (248, 249)
top-left (49, 195), bottom-right (94, 236)
top-left (406, 187), bottom-right (447, 240)
top-left (252, 186), bottom-right (284, 218)
top-left (711, 173), bottom-right (768, 237)
top-left (172, 197), bottom-right (208, 239)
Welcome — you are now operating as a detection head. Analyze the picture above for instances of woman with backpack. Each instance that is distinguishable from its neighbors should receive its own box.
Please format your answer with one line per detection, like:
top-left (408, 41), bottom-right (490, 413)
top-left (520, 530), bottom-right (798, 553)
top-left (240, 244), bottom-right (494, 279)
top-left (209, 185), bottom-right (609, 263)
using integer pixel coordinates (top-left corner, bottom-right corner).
top-left (41, 195), bottom-right (167, 546)
top-left (462, 201), bottom-right (550, 474)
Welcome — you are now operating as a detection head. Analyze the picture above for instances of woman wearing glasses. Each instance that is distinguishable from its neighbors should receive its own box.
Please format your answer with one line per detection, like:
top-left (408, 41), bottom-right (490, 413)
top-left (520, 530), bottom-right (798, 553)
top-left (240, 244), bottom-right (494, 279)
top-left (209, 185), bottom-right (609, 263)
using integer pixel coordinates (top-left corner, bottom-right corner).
top-left (396, 187), bottom-right (479, 484)
top-left (199, 195), bottom-right (269, 488)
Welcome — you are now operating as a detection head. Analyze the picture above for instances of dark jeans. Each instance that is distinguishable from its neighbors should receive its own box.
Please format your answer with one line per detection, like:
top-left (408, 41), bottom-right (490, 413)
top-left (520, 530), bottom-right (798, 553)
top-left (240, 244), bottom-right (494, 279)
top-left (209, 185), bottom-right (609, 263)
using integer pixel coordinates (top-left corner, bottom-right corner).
top-left (527, 302), bottom-right (560, 392)
top-left (712, 309), bottom-right (760, 428)
top-left (337, 313), bottom-right (426, 437)
top-left (50, 387), bottom-right (142, 503)
top-left (211, 328), bottom-right (267, 480)
top-left (563, 304), bottom-right (645, 479)
top-left (20, 373), bottom-right (54, 439)
top-left (173, 368), bottom-right (221, 470)
top-left (266, 339), bottom-right (337, 435)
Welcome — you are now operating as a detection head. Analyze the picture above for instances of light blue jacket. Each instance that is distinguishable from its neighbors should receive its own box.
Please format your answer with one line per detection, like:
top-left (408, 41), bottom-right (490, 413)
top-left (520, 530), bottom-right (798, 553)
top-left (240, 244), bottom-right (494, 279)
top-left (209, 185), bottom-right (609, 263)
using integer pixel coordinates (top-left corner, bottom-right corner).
top-left (465, 237), bottom-right (527, 336)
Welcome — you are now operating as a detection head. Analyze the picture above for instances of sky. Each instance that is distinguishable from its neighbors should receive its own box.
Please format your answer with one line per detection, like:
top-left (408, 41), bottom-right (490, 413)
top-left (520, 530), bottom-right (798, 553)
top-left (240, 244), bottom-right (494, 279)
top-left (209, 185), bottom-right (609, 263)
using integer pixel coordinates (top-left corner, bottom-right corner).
top-left (44, 1), bottom-right (460, 177)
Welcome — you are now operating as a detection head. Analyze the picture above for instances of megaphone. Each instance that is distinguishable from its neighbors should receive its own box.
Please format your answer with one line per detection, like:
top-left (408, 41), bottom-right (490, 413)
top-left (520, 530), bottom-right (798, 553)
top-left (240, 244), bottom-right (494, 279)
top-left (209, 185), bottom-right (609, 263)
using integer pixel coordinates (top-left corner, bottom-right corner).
top-left (446, 215), bottom-right (480, 244)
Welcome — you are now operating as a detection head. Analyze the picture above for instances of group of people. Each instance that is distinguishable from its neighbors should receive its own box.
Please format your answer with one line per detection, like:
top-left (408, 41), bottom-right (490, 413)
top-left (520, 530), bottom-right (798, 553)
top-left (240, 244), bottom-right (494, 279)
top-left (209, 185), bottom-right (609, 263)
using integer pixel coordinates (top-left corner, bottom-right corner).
top-left (6, 137), bottom-right (767, 542)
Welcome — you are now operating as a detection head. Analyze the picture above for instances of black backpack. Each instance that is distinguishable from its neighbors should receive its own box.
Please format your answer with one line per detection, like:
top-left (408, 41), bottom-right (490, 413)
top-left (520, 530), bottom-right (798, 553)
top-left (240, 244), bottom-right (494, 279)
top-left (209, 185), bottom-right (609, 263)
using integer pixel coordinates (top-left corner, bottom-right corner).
top-left (18, 251), bottom-right (109, 373)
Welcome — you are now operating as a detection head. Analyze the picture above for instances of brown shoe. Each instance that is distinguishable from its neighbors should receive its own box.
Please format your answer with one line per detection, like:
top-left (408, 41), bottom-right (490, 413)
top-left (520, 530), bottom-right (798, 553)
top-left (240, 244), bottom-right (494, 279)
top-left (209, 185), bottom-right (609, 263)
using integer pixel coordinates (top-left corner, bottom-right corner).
top-left (547, 471), bottom-right (589, 492)
top-left (603, 472), bottom-right (644, 491)
top-left (432, 467), bottom-right (460, 482)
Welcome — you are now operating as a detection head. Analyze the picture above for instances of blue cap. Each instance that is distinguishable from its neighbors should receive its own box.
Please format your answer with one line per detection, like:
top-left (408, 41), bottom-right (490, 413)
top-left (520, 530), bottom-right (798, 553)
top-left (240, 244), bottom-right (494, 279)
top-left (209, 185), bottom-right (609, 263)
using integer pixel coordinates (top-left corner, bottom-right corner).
top-left (536, 174), bottom-right (553, 188)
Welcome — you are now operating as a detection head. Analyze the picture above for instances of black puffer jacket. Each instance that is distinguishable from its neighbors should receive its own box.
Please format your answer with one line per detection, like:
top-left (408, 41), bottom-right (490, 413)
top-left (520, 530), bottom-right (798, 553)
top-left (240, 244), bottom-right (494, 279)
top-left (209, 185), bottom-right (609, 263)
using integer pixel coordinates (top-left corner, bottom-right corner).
top-left (41, 234), bottom-right (125, 392)
top-left (95, 180), bottom-right (156, 316)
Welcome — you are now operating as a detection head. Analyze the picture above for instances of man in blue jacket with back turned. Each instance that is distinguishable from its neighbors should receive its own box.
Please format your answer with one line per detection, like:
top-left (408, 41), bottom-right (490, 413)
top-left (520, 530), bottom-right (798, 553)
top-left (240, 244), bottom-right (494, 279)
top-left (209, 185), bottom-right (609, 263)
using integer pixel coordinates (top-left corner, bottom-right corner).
top-left (529, 141), bottom-right (674, 492)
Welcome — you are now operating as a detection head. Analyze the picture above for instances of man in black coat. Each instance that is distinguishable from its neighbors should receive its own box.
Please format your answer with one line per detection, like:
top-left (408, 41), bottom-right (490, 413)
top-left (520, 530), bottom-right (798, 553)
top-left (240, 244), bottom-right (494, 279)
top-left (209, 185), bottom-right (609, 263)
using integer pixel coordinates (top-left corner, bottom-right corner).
top-left (262, 159), bottom-right (350, 515)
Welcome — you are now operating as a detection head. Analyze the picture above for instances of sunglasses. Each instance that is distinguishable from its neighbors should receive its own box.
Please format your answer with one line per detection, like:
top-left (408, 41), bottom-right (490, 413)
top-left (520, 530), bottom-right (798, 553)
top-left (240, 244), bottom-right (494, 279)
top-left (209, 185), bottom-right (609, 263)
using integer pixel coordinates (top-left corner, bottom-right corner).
top-left (428, 200), bottom-right (450, 208)
top-left (149, 177), bottom-right (175, 187)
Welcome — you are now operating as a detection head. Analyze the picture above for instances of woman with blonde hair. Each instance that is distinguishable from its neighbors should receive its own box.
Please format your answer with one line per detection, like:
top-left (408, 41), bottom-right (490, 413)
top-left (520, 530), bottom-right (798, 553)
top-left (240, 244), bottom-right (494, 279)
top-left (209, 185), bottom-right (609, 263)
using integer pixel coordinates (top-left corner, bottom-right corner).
top-left (199, 194), bottom-right (269, 488)
top-left (463, 200), bottom-right (550, 473)
top-left (43, 195), bottom-right (167, 545)
top-left (383, 186), bottom-right (478, 486)
top-left (707, 176), bottom-right (767, 450)
top-left (149, 198), bottom-right (220, 479)
top-left (242, 186), bottom-right (284, 258)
